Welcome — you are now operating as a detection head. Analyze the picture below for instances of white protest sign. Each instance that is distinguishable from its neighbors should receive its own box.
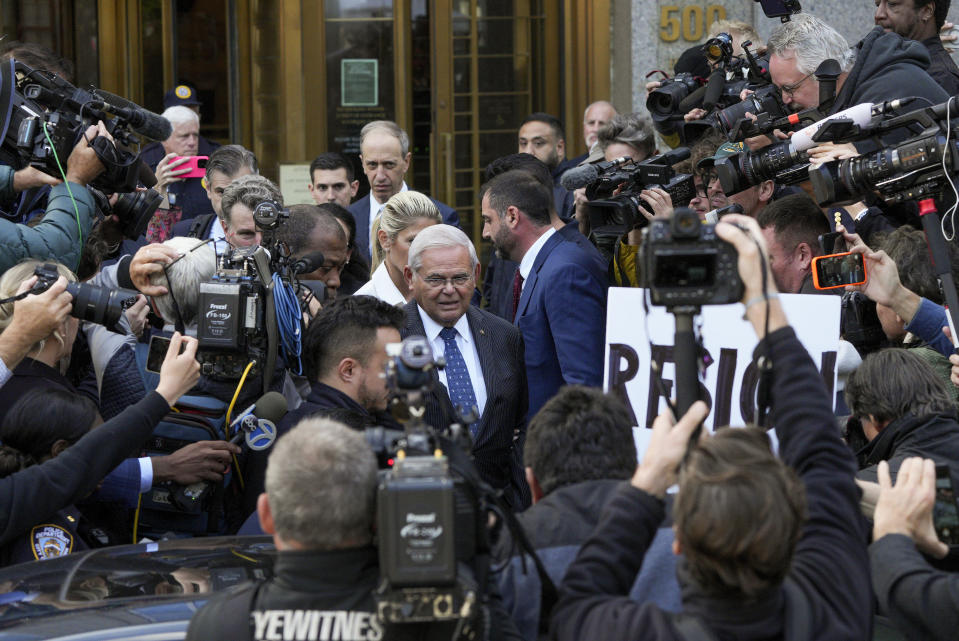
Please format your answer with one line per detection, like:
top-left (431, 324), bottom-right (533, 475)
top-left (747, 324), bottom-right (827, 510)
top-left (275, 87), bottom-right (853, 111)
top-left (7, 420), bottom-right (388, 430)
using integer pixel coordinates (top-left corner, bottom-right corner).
top-left (604, 288), bottom-right (841, 459)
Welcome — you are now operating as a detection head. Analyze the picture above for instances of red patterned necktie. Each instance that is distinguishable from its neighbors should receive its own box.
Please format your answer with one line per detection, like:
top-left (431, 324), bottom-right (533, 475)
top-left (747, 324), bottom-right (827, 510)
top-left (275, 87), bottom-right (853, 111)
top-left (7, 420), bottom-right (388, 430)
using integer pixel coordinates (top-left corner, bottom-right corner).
top-left (511, 268), bottom-right (524, 321)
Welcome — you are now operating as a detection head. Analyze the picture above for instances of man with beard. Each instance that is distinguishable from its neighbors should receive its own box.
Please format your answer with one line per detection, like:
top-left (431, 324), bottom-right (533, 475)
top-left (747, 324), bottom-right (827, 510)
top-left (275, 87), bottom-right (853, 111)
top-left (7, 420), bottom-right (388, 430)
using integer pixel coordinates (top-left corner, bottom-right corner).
top-left (481, 169), bottom-right (607, 419)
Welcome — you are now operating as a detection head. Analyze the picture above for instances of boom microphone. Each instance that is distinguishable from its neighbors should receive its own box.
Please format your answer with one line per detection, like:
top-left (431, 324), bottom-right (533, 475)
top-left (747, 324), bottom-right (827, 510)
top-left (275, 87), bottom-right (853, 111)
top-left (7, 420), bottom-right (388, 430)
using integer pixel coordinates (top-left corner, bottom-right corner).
top-left (90, 89), bottom-right (173, 141)
top-left (292, 250), bottom-right (326, 275)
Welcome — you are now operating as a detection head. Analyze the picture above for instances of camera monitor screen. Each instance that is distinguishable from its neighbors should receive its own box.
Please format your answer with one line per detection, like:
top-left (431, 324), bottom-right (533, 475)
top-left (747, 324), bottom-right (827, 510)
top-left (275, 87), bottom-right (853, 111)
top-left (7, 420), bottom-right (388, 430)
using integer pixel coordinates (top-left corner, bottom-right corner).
top-left (654, 254), bottom-right (716, 288)
top-left (812, 252), bottom-right (866, 290)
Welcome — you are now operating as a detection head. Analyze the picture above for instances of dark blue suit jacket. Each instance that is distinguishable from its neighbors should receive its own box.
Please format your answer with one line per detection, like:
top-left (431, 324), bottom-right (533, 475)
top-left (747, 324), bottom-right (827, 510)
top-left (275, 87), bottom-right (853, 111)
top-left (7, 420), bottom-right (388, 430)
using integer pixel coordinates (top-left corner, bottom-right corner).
top-left (401, 300), bottom-right (530, 509)
top-left (348, 193), bottom-right (459, 260)
top-left (515, 230), bottom-right (608, 419)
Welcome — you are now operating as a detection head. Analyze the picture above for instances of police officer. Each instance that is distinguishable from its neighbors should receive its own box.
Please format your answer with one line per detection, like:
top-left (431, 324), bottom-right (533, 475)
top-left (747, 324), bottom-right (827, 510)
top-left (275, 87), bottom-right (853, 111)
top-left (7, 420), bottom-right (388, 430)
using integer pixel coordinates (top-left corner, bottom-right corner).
top-left (188, 417), bottom-right (523, 641)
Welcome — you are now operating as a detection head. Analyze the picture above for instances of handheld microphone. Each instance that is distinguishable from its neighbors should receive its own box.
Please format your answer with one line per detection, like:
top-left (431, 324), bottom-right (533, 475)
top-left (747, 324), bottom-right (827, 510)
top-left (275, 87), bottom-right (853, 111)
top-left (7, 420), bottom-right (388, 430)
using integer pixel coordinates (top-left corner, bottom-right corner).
top-left (228, 391), bottom-right (288, 451)
top-left (292, 250), bottom-right (325, 275)
top-left (788, 103), bottom-right (875, 152)
top-left (90, 89), bottom-right (173, 141)
top-left (172, 392), bottom-right (288, 511)
top-left (704, 203), bottom-right (744, 224)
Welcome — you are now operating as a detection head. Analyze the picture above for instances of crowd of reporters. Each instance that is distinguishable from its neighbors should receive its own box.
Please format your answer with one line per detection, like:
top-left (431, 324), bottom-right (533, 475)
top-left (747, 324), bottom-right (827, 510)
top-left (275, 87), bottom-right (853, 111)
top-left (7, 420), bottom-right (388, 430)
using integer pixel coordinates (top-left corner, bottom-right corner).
top-left (4, 4), bottom-right (959, 639)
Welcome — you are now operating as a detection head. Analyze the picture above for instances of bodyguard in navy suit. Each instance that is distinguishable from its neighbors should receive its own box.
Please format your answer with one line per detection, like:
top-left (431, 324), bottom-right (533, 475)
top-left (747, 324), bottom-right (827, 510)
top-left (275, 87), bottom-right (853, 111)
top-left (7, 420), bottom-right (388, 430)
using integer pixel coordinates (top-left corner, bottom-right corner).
top-left (400, 225), bottom-right (530, 510)
top-left (482, 170), bottom-right (607, 419)
top-left (348, 120), bottom-right (459, 260)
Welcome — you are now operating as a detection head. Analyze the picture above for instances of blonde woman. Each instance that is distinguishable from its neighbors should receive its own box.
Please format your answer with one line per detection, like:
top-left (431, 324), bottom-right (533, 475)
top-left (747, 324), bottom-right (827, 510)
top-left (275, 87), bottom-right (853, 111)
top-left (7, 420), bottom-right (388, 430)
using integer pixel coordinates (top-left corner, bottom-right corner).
top-left (355, 191), bottom-right (441, 304)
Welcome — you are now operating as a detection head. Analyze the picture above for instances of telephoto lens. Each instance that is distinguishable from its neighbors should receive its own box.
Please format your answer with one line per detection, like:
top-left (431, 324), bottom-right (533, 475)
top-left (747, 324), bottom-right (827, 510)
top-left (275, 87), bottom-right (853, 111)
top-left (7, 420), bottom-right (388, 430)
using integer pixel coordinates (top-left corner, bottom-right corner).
top-left (716, 141), bottom-right (808, 195)
top-left (67, 281), bottom-right (138, 330)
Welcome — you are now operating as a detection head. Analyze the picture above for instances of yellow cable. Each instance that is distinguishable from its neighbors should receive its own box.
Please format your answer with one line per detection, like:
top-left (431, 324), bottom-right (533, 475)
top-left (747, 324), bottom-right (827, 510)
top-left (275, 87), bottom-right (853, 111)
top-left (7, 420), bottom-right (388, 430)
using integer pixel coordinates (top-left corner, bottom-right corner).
top-left (132, 494), bottom-right (142, 544)
top-left (232, 452), bottom-right (245, 490)
top-left (225, 361), bottom-right (255, 428)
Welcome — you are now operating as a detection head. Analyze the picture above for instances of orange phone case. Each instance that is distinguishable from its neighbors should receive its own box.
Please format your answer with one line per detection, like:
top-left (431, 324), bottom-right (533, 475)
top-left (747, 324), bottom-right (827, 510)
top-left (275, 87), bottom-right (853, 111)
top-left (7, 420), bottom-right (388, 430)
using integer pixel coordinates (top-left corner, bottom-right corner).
top-left (811, 251), bottom-right (867, 290)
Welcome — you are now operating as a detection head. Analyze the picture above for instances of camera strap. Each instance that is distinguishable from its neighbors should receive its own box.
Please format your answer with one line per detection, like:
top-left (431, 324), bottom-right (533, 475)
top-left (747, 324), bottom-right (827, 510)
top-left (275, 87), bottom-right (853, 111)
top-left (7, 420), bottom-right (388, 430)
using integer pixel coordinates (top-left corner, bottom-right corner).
top-left (440, 435), bottom-right (558, 635)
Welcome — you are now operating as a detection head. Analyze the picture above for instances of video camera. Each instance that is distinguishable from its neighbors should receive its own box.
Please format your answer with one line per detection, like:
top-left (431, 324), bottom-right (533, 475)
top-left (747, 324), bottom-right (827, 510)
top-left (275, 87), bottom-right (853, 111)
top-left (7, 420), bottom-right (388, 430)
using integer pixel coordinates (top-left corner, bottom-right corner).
top-left (755, 0), bottom-right (802, 21)
top-left (372, 336), bottom-right (491, 633)
top-left (570, 149), bottom-right (695, 259)
top-left (648, 36), bottom-right (778, 146)
top-left (30, 262), bottom-right (139, 331)
top-left (0, 59), bottom-right (171, 238)
top-left (809, 97), bottom-right (959, 207)
top-left (195, 199), bottom-right (295, 388)
top-left (0, 59), bottom-right (169, 193)
top-left (640, 208), bottom-right (743, 308)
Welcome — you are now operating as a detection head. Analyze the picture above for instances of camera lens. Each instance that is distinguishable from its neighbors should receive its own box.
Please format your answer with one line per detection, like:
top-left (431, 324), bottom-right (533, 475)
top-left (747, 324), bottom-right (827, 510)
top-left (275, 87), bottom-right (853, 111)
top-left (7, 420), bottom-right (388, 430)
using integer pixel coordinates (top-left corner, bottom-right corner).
top-left (671, 208), bottom-right (701, 238)
top-left (66, 282), bottom-right (138, 329)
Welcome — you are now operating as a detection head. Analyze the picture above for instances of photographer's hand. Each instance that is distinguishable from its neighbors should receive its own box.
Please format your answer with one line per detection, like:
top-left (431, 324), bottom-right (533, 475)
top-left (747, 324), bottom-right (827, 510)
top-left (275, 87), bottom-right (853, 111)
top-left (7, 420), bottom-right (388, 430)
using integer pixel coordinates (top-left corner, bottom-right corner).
top-left (714, 214), bottom-right (787, 337)
top-left (632, 401), bottom-right (709, 498)
top-left (873, 458), bottom-right (949, 559)
top-left (155, 332), bottom-right (201, 406)
top-left (152, 440), bottom-right (241, 484)
top-left (842, 228), bottom-right (921, 324)
top-left (130, 243), bottom-right (183, 296)
top-left (638, 187), bottom-right (673, 220)
top-left (12, 166), bottom-right (61, 191)
top-left (807, 142), bottom-right (859, 168)
top-left (0, 275), bottom-right (73, 371)
top-left (66, 122), bottom-right (112, 186)
top-left (573, 187), bottom-right (590, 236)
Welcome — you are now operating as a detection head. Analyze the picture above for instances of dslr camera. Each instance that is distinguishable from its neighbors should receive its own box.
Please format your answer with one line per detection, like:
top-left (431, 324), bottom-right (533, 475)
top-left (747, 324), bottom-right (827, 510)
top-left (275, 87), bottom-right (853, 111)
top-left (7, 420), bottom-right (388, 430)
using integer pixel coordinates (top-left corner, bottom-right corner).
top-left (30, 263), bottom-right (138, 331)
top-left (641, 208), bottom-right (743, 307)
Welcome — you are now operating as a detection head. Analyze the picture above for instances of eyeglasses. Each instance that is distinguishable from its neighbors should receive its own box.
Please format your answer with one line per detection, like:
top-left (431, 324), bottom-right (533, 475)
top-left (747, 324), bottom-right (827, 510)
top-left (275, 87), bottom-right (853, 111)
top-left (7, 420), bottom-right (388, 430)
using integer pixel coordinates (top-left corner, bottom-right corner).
top-left (422, 274), bottom-right (472, 289)
top-left (780, 72), bottom-right (813, 98)
top-left (694, 171), bottom-right (719, 197)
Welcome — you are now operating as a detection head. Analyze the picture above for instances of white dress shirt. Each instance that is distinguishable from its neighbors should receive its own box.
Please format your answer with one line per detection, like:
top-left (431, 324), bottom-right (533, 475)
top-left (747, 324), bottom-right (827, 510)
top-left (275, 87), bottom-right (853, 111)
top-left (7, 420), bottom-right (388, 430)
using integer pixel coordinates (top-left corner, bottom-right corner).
top-left (518, 226), bottom-right (557, 287)
top-left (417, 304), bottom-right (487, 417)
top-left (354, 262), bottom-right (407, 306)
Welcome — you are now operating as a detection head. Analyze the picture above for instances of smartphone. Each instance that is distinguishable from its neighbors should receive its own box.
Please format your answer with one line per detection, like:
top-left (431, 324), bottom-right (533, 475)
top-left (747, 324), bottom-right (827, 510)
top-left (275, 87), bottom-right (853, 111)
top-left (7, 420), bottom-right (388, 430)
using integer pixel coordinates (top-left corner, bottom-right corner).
top-left (812, 251), bottom-right (867, 290)
top-left (934, 465), bottom-right (959, 546)
top-left (169, 155), bottom-right (208, 179)
top-left (146, 334), bottom-right (186, 373)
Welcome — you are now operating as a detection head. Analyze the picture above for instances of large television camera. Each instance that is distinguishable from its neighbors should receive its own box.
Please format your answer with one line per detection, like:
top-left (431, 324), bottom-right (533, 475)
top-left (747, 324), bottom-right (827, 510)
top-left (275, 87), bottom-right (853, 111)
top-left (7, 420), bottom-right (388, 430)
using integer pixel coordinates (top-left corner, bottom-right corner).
top-left (373, 336), bottom-right (492, 634)
top-left (195, 201), bottom-right (296, 390)
top-left (0, 59), bottom-right (171, 236)
top-left (808, 97), bottom-right (959, 207)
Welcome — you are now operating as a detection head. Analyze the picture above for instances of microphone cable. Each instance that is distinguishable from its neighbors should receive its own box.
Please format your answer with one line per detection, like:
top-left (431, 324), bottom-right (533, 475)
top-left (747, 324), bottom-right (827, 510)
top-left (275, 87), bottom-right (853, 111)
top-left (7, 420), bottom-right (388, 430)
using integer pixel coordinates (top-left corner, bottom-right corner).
top-left (272, 273), bottom-right (303, 375)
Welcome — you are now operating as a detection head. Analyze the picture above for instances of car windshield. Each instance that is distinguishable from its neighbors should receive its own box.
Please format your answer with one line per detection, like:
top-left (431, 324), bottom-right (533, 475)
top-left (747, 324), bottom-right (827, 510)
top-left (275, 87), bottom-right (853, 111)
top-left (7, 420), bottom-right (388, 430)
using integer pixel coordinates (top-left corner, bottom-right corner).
top-left (0, 536), bottom-right (276, 628)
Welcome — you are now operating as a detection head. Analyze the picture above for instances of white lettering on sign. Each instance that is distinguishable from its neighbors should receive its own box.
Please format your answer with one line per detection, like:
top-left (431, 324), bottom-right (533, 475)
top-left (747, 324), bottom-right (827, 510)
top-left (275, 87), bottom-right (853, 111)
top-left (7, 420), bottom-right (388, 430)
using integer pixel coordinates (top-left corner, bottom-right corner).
top-left (251, 609), bottom-right (384, 641)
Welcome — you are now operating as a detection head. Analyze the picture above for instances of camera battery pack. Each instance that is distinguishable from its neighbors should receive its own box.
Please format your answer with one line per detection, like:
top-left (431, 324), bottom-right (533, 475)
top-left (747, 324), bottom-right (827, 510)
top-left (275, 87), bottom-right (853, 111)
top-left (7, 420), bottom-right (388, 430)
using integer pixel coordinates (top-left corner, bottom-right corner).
top-left (198, 282), bottom-right (242, 350)
top-left (377, 458), bottom-right (456, 587)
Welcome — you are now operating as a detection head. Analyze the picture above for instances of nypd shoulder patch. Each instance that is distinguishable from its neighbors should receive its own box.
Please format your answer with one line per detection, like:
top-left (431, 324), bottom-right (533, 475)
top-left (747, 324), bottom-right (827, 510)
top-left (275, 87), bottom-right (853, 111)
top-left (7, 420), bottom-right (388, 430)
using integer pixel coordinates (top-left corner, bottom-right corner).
top-left (31, 524), bottom-right (73, 560)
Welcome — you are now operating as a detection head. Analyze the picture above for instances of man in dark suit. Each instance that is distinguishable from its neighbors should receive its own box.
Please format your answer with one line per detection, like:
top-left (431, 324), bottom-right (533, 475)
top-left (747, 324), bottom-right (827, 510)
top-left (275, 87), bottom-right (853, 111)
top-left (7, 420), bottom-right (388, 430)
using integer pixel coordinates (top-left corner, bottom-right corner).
top-left (482, 170), bottom-right (607, 420)
top-left (348, 120), bottom-right (459, 260)
top-left (401, 224), bottom-right (530, 509)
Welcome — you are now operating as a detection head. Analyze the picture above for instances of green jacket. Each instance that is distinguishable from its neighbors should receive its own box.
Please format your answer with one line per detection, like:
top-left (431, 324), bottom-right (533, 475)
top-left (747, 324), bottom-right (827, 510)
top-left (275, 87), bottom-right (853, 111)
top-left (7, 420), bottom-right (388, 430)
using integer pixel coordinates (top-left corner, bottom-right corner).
top-left (0, 165), bottom-right (96, 274)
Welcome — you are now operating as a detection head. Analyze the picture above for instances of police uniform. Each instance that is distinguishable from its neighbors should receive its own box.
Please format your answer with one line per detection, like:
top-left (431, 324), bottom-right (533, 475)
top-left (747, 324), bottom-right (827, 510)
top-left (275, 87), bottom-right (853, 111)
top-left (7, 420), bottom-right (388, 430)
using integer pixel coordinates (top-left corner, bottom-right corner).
top-left (0, 506), bottom-right (87, 566)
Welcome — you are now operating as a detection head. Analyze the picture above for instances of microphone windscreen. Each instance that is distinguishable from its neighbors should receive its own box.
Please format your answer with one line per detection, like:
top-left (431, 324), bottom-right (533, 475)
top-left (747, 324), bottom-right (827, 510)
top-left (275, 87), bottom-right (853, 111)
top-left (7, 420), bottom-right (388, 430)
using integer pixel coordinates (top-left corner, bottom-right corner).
top-left (678, 85), bottom-right (709, 113)
top-left (559, 163), bottom-right (599, 190)
top-left (293, 250), bottom-right (326, 275)
top-left (702, 69), bottom-right (726, 111)
top-left (253, 391), bottom-right (288, 424)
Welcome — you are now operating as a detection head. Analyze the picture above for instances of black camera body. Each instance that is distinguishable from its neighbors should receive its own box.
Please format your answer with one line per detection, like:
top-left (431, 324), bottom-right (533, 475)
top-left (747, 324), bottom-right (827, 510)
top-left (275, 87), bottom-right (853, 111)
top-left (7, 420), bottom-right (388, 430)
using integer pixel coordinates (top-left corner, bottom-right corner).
top-left (716, 84), bottom-right (790, 141)
top-left (0, 59), bottom-right (165, 195)
top-left (31, 263), bottom-right (137, 330)
top-left (196, 245), bottom-right (275, 379)
top-left (642, 209), bottom-right (743, 307)
top-left (584, 148), bottom-right (696, 243)
top-left (88, 187), bottom-right (163, 240)
top-left (373, 336), bottom-right (488, 631)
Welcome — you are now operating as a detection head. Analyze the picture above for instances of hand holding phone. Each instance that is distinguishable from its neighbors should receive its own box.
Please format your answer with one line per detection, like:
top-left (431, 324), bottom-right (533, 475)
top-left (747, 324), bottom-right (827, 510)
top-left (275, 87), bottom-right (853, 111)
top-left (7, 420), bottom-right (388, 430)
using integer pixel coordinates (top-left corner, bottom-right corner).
top-left (169, 155), bottom-right (208, 179)
top-left (812, 251), bottom-right (867, 290)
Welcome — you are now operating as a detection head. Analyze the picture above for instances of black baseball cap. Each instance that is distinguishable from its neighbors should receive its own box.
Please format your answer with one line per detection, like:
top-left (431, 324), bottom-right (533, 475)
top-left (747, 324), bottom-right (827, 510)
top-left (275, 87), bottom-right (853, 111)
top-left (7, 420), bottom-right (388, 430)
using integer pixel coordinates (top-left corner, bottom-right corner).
top-left (163, 84), bottom-right (201, 109)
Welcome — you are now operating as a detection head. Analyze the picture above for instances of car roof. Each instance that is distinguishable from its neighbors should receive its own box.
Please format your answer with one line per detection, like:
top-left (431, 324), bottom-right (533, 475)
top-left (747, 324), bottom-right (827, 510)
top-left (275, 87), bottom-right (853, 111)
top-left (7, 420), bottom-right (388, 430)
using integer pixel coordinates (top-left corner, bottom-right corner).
top-left (0, 536), bottom-right (276, 640)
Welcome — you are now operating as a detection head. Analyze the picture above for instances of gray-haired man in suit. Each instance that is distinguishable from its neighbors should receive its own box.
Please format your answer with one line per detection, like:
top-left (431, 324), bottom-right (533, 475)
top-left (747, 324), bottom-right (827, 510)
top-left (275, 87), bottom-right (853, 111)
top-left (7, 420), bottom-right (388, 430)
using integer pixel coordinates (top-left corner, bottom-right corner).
top-left (402, 224), bottom-right (530, 510)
